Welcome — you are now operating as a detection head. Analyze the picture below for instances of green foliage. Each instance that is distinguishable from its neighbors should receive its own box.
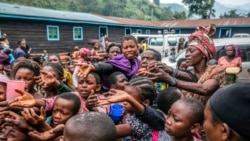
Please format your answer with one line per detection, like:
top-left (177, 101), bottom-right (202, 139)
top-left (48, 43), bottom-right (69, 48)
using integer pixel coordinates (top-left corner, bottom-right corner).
top-left (182, 0), bottom-right (216, 19)
top-left (219, 9), bottom-right (246, 18)
top-left (0, 0), bottom-right (187, 21)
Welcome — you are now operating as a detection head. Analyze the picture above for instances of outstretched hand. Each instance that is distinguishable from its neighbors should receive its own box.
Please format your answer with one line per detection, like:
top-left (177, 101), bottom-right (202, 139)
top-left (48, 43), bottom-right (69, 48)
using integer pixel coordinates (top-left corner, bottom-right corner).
top-left (28, 124), bottom-right (64, 141)
top-left (8, 89), bottom-right (36, 107)
top-left (35, 70), bottom-right (59, 89)
top-left (76, 63), bottom-right (95, 78)
top-left (98, 89), bottom-right (130, 105)
top-left (21, 107), bottom-right (46, 126)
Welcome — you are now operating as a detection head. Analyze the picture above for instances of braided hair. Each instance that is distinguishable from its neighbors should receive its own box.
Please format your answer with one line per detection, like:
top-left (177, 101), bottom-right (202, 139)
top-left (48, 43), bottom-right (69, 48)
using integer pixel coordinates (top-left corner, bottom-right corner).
top-left (129, 76), bottom-right (156, 105)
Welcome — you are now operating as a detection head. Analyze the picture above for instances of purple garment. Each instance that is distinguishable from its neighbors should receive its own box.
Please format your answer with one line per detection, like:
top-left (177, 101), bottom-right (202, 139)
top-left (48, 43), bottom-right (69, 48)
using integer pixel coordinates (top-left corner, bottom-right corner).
top-left (0, 52), bottom-right (10, 67)
top-left (106, 54), bottom-right (139, 78)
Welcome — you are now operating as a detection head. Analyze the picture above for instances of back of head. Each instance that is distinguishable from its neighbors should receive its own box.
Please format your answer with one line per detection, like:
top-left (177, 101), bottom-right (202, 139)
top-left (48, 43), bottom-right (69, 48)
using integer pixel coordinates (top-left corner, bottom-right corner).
top-left (64, 112), bottom-right (116, 141)
top-left (129, 76), bottom-right (156, 105)
top-left (157, 87), bottom-right (182, 114)
top-left (210, 82), bottom-right (250, 140)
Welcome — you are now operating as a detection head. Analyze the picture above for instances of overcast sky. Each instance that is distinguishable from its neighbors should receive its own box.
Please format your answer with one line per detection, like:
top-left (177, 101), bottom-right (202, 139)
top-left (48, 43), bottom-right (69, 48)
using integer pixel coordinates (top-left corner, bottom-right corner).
top-left (160, 0), bottom-right (250, 5)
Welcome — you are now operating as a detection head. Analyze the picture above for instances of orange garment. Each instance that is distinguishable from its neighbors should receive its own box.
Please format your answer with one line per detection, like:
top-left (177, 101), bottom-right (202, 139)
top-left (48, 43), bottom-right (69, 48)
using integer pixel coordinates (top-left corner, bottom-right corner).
top-left (218, 56), bottom-right (242, 68)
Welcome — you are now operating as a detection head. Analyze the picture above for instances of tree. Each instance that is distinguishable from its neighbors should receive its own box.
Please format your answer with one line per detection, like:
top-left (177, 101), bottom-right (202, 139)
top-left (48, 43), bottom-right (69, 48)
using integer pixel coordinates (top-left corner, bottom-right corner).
top-left (219, 9), bottom-right (245, 18)
top-left (182, 0), bottom-right (216, 19)
top-left (173, 11), bottom-right (187, 20)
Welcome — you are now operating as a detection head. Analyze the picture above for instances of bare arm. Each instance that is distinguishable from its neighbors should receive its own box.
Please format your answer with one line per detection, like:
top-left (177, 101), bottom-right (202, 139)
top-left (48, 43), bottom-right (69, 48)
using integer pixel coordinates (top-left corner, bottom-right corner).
top-left (116, 124), bottom-right (132, 138)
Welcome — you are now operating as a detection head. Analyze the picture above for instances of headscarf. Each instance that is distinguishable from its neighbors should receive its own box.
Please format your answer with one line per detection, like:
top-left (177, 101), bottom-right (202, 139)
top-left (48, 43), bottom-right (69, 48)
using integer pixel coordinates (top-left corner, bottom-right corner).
top-left (79, 48), bottom-right (91, 58)
top-left (188, 24), bottom-right (216, 60)
top-left (225, 44), bottom-right (242, 58)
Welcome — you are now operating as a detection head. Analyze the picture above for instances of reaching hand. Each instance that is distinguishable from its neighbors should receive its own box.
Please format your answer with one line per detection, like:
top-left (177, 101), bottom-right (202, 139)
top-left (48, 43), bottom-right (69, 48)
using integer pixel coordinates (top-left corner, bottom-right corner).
top-left (85, 94), bottom-right (98, 110)
top-left (0, 111), bottom-right (34, 131)
top-left (98, 89), bottom-right (130, 105)
top-left (76, 63), bottom-right (95, 78)
top-left (8, 89), bottom-right (36, 107)
top-left (21, 107), bottom-right (46, 126)
top-left (28, 124), bottom-right (64, 141)
top-left (35, 70), bottom-right (59, 89)
top-left (0, 101), bottom-right (8, 112)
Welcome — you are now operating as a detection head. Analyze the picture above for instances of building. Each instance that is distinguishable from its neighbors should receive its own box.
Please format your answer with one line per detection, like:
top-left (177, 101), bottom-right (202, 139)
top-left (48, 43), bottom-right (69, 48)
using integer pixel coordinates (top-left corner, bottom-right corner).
top-left (0, 2), bottom-right (161, 53)
top-left (0, 2), bottom-right (250, 53)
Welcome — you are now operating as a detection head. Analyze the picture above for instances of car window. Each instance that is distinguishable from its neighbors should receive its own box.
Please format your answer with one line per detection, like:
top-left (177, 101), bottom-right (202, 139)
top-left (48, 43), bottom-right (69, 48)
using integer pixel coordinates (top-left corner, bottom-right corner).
top-left (167, 36), bottom-right (177, 46)
top-left (149, 37), bottom-right (163, 46)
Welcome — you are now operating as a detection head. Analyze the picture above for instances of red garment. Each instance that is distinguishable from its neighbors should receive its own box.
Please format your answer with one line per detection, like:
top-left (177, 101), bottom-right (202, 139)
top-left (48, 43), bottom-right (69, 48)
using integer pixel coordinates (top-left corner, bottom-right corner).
top-left (188, 24), bottom-right (216, 60)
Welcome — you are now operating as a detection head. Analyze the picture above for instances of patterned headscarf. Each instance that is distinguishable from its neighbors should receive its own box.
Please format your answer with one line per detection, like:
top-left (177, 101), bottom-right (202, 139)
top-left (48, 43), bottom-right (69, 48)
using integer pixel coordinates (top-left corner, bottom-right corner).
top-left (188, 24), bottom-right (216, 60)
top-left (225, 44), bottom-right (242, 58)
top-left (79, 48), bottom-right (91, 58)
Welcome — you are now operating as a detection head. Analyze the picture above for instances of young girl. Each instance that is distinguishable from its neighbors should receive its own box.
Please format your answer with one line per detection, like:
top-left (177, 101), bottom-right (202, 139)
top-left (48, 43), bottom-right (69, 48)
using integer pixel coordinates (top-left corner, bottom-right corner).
top-left (77, 35), bottom-right (139, 81)
top-left (98, 77), bottom-right (170, 141)
top-left (48, 54), bottom-right (74, 89)
top-left (35, 63), bottom-right (72, 98)
top-left (11, 59), bottom-right (43, 98)
top-left (176, 58), bottom-right (187, 71)
top-left (165, 98), bottom-right (204, 141)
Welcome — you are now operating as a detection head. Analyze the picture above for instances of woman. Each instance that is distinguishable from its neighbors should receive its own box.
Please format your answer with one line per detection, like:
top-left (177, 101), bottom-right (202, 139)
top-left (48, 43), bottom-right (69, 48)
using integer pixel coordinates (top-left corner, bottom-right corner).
top-left (144, 24), bottom-right (225, 105)
top-left (106, 42), bottom-right (121, 59)
top-left (218, 44), bottom-right (242, 85)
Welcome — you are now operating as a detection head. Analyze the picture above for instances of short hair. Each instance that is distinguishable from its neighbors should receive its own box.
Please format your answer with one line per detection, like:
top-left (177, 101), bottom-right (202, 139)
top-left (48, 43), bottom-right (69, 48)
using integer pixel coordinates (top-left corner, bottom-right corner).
top-left (48, 54), bottom-right (62, 64)
top-left (177, 98), bottom-right (204, 124)
top-left (66, 112), bottom-right (116, 141)
top-left (146, 48), bottom-right (162, 61)
top-left (11, 59), bottom-right (41, 79)
top-left (106, 42), bottom-right (121, 53)
top-left (107, 71), bottom-right (125, 88)
top-left (129, 77), bottom-right (156, 105)
top-left (56, 92), bottom-right (81, 115)
top-left (43, 63), bottom-right (64, 79)
top-left (157, 87), bottom-right (182, 114)
top-left (176, 58), bottom-right (186, 69)
top-left (121, 35), bottom-right (137, 47)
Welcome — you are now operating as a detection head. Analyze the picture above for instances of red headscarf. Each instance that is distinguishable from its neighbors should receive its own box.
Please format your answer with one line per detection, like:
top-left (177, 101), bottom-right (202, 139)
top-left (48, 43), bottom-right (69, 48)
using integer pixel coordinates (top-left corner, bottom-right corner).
top-left (188, 24), bottom-right (216, 60)
top-left (79, 48), bottom-right (91, 58)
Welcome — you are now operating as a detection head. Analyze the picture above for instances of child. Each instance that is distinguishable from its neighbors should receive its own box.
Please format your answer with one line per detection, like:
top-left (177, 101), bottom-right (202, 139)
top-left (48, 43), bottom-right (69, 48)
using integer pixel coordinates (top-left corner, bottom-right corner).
top-left (98, 77), bottom-right (170, 141)
top-left (176, 58), bottom-right (187, 71)
top-left (46, 92), bottom-right (81, 128)
top-left (0, 74), bottom-right (9, 101)
top-left (157, 87), bottom-right (183, 114)
top-left (165, 98), bottom-right (204, 141)
top-left (11, 59), bottom-right (43, 98)
top-left (61, 112), bottom-right (117, 141)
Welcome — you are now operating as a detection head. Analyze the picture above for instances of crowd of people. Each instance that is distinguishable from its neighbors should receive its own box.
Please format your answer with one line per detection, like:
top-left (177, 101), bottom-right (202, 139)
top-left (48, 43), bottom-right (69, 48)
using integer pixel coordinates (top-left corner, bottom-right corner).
top-left (0, 24), bottom-right (249, 141)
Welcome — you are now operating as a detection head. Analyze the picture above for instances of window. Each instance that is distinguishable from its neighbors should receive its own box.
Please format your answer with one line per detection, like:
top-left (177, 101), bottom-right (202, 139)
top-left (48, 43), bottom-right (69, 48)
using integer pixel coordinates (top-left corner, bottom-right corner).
top-left (99, 26), bottom-right (108, 39)
top-left (137, 29), bottom-right (142, 34)
top-left (146, 30), bottom-right (150, 35)
top-left (125, 28), bottom-right (132, 35)
top-left (47, 25), bottom-right (59, 41)
top-left (219, 28), bottom-right (232, 38)
top-left (73, 27), bottom-right (83, 40)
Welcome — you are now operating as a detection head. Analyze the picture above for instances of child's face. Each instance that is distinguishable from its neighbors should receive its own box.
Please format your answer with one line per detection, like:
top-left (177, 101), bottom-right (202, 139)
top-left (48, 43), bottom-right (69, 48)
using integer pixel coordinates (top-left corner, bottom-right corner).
top-left (14, 68), bottom-right (35, 92)
top-left (52, 98), bottom-right (74, 127)
top-left (48, 55), bottom-right (61, 64)
top-left (112, 74), bottom-right (128, 90)
top-left (165, 101), bottom-right (194, 137)
top-left (7, 127), bottom-right (28, 141)
top-left (122, 40), bottom-right (138, 60)
top-left (123, 86), bottom-right (142, 114)
top-left (77, 74), bottom-right (100, 100)
top-left (140, 50), bottom-right (157, 68)
top-left (178, 62), bottom-right (187, 71)
top-left (0, 83), bottom-right (6, 102)
top-left (42, 66), bottom-right (61, 80)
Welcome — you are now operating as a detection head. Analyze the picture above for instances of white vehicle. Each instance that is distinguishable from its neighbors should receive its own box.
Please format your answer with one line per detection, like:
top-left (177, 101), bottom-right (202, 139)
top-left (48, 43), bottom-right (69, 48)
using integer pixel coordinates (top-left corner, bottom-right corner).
top-left (232, 33), bottom-right (250, 38)
top-left (162, 37), bottom-right (250, 82)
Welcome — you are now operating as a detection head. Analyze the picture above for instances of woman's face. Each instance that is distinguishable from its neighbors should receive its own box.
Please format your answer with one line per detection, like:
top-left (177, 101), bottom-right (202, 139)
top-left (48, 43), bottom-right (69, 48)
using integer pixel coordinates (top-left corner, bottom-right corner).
top-left (42, 66), bottom-right (61, 80)
top-left (165, 101), bottom-right (194, 137)
top-left (185, 46), bottom-right (204, 66)
top-left (7, 127), bottom-right (28, 141)
top-left (140, 50), bottom-right (157, 68)
top-left (77, 74), bottom-right (100, 100)
top-left (48, 56), bottom-right (60, 64)
top-left (203, 102), bottom-right (223, 141)
top-left (14, 68), bottom-right (35, 92)
top-left (225, 46), bottom-right (234, 57)
top-left (112, 74), bottom-right (128, 90)
top-left (122, 40), bottom-right (138, 60)
top-left (108, 46), bottom-right (121, 59)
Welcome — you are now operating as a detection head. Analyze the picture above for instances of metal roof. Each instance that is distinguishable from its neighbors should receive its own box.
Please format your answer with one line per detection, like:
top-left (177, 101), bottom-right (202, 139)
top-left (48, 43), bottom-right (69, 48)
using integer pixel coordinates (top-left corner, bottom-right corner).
top-left (0, 2), bottom-right (118, 24)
